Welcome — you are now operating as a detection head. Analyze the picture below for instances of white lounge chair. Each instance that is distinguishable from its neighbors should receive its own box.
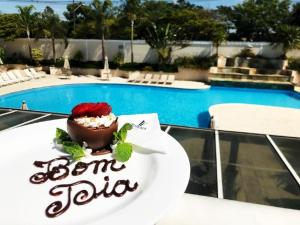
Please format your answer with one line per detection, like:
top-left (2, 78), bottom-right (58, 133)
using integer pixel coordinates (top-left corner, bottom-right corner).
top-left (0, 74), bottom-right (9, 86)
top-left (142, 73), bottom-right (152, 83)
top-left (29, 68), bottom-right (46, 78)
top-left (0, 79), bottom-right (5, 86)
top-left (135, 73), bottom-right (145, 83)
top-left (12, 70), bottom-right (31, 82)
top-left (7, 71), bottom-right (20, 83)
top-left (158, 74), bottom-right (168, 84)
top-left (128, 71), bottom-right (140, 82)
top-left (2, 72), bottom-right (18, 84)
top-left (150, 74), bottom-right (161, 83)
top-left (24, 69), bottom-right (36, 79)
top-left (166, 74), bottom-right (175, 85)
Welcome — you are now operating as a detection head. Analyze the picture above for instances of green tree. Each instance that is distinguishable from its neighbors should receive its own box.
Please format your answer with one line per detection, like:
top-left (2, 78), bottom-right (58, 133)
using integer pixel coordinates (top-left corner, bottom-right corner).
top-left (121, 0), bottom-right (141, 63)
top-left (273, 24), bottom-right (300, 58)
top-left (0, 14), bottom-right (20, 40)
top-left (41, 6), bottom-right (67, 63)
top-left (177, 0), bottom-right (188, 5)
top-left (63, 2), bottom-right (92, 37)
top-left (143, 23), bottom-right (188, 65)
top-left (218, 0), bottom-right (291, 41)
top-left (290, 2), bottom-right (300, 27)
top-left (138, 1), bottom-right (217, 41)
top-left (16, 5), bottom-right (36, 59)
top-left (90, 0), bottom-right (113, 61)
top-left (211, 23), bottom-right (227, 56)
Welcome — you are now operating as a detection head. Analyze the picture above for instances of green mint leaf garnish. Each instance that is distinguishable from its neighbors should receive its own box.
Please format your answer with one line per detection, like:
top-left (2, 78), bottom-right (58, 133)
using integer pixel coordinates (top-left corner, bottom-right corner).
top-left (56, 128), bottom-right (72, 144)
top-left (62, 141), bottom-right (86, 161)
top-left (113, 123), bottom-right (133, 162)
top-left (114, 143), bottom-right (132, 162)
top-left (113, 131), bottom-right (120, 142)
top-left (113, 123), bottom-right (132, 143)
top-left (55, 128), bottom-right (85, 161)
top-left (119, 123), bottom-right (133, 143)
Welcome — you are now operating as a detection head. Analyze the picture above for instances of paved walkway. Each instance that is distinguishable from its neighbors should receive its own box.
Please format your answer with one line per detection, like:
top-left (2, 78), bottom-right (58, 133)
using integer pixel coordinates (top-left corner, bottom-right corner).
top-left (209, 103), bottom-right (300, 138)
top-left (0, 74), bottom-right (209, 96)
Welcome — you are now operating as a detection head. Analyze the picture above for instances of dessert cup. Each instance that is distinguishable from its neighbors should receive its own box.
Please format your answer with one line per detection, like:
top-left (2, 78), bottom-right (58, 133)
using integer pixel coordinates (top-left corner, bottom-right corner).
top-left (67, 118), bottom-right (118, 150)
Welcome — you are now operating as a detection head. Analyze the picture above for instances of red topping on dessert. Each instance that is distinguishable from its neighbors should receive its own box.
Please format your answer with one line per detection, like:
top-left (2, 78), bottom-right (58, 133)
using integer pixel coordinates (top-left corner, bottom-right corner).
top-left (71, 102), bottom-right (112, 118)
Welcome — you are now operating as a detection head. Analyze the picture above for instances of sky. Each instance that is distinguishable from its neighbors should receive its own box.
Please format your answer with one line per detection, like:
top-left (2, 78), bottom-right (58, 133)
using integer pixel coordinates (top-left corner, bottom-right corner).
top-left (0, 0), bottom-right (299, 18)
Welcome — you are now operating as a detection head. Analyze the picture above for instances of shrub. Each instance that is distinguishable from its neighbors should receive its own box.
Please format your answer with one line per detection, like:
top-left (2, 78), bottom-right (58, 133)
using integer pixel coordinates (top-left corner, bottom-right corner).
top-left (174, 55), bottom-right (216, 70)
top-left (236, 47), bottom-right (256, 58)
top-left (6, 52), bottom-right (31, 64)
top-left (31, 48), bottom-right (43, 65)
top-left (118, 63), bottom-right (177, 72)
top-left (155, 64), bottom-right (178, 72)
top-left (67, 60), bottom-right (118, 69)
top-left (54, 57), bottom-right (64, 67)
top-left (142, 66), bottom-right (153, 71)
top-left (288, 58), bottom-right (300, 72)
top-left (73, 50), bottom-right (84, 62)
top-left (112, 51), bottom-right (124, 66)
top-left (119, 63), bottom-right (147, 71)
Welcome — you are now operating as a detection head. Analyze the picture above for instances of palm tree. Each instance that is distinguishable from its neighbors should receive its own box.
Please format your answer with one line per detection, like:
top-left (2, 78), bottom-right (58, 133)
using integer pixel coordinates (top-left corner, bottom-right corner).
top-left (122, 0), bottom-right (141, 63)
top-left (90, 0), bottom-right (112, 62)
top-left (143, 23), bottom-right (188, 66)
top-left (41, 7), bottom-right (66, 63)
top-left (273, 24), bottom-right (300, 58)
top-left (16, 5), bottom-right (36, 59)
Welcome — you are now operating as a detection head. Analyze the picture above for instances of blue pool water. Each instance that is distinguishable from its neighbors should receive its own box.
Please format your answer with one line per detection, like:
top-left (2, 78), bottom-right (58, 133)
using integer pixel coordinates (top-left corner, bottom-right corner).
top-left (0, 84), bottom-right (300, 128)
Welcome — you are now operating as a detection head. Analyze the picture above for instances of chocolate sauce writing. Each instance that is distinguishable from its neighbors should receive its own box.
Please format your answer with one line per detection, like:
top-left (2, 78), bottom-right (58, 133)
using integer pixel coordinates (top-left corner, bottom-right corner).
top-left (29, 157), bottom-right (138, 218)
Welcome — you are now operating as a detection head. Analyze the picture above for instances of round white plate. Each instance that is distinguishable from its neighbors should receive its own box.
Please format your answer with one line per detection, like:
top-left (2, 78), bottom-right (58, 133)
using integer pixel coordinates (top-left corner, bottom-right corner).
top-left (0, 119), bottom-right (190, 225)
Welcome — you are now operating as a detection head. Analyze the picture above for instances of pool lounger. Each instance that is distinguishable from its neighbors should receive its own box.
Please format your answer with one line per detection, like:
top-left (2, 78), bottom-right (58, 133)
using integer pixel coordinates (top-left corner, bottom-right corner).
top-left (12, 70), bottom-right (31, 82)
top-left (24, 69), bottom-right (36, 79)
top-left (134, 73), bottom-right (145, 83)
top-left (151, 74), bottom-right (161, 83)
top-left (166, 74), bottom-right (175, 85)
top-left (158, 74), bottom-right (168, 84)
top-left (0, 73), bottom-right (10, 86)
top-left (1, 72), bottom-right (18, 85)
top-left (128, 71), bottom-right (140, 82)
top-left (6, 71), bottom-right (21, 83)
top-left (142, 73), bottom-right (152, 83)
top-left (29, 68), bottom-right (46, 78)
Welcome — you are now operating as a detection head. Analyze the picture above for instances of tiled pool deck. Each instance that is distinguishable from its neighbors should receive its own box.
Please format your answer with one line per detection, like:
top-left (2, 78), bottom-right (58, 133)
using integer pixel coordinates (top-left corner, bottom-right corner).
top-left (210, 103), bottom-right (300, 138)
top-left (0, 74), bottom-right (209, 96)
top-left (0, 108), bottom-right (299, 224)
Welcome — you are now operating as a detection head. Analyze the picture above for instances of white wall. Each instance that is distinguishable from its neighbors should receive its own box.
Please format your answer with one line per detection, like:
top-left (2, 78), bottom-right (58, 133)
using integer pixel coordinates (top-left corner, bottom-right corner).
top-left (1, 38), bottom-right (299, 63)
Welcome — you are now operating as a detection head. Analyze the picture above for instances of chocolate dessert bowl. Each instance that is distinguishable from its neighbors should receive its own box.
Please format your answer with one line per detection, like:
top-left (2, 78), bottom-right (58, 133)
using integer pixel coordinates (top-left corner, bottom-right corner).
top-left (67, 117), bottom-right (118, 150)
top-left (67, 102), bottom-right (118, 151)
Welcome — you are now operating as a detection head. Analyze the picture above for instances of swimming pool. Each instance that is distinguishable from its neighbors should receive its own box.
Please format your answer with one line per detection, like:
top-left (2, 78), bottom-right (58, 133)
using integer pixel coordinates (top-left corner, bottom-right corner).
top-left (0, 84), bottom-right (300, 127)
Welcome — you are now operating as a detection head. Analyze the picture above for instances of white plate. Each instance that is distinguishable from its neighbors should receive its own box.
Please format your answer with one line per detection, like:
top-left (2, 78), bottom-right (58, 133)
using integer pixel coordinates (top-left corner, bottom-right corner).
top-left (0, 119), bottom-right (190, 225)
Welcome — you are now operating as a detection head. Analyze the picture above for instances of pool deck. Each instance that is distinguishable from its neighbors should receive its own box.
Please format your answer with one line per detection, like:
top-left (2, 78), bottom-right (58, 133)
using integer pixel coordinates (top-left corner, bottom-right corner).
top-left (0, 74), bottom-right (209, 95)
top-left (209, 103), bottom-right (300, 138)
